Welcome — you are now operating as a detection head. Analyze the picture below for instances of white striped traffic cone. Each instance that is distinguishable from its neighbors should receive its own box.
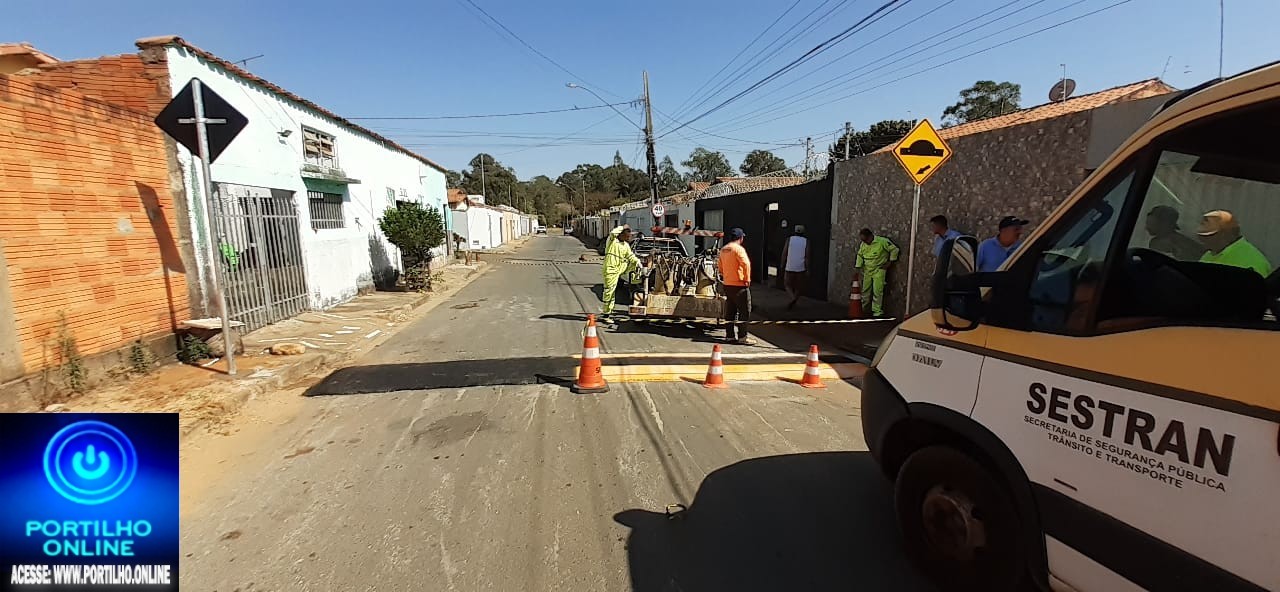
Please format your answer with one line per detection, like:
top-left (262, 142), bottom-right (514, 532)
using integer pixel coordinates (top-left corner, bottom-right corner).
top-left (799, 345), bottom-right (826, 389)
top-left (848, 276), bottom-right (863, 319)
top-left (703, 344), bottom-right (727, 389)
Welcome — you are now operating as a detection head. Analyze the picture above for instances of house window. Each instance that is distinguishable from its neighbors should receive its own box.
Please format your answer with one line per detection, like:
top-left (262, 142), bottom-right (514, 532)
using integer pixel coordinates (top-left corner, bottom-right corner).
top-left (302, 127), bottom-right (337, 168)
top-left (308, 191), bottom-right (344, 229)
top-left (386, 188), bottom-right (396, 207)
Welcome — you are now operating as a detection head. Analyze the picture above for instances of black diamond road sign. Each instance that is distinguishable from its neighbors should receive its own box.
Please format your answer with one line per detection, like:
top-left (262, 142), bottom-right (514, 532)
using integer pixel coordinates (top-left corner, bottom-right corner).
top-left (154, 78), bottom-right (248, 164)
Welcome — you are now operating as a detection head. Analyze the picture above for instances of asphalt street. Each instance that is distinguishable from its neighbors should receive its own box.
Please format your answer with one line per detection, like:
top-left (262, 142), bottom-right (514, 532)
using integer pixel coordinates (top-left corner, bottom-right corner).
top-left (179, 235), bottom-right (935, 591)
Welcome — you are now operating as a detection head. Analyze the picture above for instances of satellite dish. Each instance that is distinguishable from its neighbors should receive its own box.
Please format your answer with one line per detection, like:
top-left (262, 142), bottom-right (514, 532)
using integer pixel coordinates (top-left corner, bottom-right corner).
top-left (1049, 78), bottom-right (1077, 102)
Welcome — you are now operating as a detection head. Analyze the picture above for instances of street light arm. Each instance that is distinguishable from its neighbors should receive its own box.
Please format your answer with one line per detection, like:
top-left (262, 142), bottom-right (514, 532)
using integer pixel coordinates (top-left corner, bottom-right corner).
top-left (567, 82), bottom-right (642, 130)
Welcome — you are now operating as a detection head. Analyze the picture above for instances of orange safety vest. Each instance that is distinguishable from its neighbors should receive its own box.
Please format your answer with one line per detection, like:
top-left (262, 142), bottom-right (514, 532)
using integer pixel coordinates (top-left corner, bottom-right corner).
top-left (719, 242), bottom-right (751, 287)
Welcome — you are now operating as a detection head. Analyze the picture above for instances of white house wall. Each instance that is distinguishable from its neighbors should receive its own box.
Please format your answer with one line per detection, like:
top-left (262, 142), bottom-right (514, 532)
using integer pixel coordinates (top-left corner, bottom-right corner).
top-left (165, 46), bottom-right (448, 311)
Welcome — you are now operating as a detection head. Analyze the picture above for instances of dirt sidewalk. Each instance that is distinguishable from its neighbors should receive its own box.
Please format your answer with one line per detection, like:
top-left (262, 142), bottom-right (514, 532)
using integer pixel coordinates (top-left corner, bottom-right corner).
top-left (55, 261), bottom-right (491, 437)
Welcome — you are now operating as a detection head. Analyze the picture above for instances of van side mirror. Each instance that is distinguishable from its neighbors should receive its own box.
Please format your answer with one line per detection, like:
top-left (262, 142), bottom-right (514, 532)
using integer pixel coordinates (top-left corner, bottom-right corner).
top-left (931, 236), bottom-right (982, 331)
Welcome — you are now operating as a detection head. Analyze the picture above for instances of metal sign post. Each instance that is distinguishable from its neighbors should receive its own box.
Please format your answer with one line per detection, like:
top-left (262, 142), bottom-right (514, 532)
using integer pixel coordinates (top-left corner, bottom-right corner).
top-left (889, 119), bottom-right (953, 316)
top-left (905, 183), bottom-right (921, 315)
top-left (179, 79), bottom-right (236, 375)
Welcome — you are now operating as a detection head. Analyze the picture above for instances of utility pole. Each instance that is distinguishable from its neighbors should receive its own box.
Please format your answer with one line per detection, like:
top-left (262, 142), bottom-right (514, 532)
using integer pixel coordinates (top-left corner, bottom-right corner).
top-left (480, 154), bottom-right (487, 199)
top-left (581, 177), bottom-right (587, 216)
top-left (843, 122), bottom-right (852, 161)
top-left (643, 71), bottom-right (658, 210)
top-left (803, 137), bottom-right (813, 176)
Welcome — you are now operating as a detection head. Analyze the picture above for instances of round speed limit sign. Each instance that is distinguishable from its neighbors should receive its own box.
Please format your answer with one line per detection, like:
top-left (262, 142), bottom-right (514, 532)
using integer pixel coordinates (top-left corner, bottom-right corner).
top-left (651, 203), bottom-right (666, 218)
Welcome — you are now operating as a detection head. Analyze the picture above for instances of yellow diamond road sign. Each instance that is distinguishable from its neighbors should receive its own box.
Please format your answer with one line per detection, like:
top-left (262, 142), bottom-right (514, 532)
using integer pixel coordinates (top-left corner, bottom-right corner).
top-left (891, 119), bottom-right (952, 185)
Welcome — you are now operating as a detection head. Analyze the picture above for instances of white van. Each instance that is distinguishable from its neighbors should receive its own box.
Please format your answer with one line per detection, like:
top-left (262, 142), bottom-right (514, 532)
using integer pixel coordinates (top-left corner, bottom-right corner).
top-left (864, 63), bottom-right (1280, 591)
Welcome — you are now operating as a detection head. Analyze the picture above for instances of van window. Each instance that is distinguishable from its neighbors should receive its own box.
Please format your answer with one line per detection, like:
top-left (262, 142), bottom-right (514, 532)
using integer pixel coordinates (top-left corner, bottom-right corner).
top-left (1093, 100), bottom-right (1280, 331)
top-left (1103, 147), bottom-right (1280, 328)
top-left (1027, 171), bottom-right (1134, 333)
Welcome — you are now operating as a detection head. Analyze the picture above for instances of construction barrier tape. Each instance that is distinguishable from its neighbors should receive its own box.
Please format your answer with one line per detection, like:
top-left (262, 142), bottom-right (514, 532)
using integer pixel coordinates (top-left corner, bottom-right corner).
top-left (503, 258), bottom-right (603, 266)
top-left (600, 316), bottom-right (897, 326)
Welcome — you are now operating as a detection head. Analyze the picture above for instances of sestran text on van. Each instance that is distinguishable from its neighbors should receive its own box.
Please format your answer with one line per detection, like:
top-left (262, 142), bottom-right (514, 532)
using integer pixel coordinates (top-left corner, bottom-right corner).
top-left (1026, 382), bottom-right (1236, 478)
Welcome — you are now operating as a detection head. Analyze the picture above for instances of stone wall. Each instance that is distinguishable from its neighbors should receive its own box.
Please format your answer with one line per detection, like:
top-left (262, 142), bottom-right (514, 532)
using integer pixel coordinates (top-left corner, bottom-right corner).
top-left (828, 111), bottom-right (1093, 318)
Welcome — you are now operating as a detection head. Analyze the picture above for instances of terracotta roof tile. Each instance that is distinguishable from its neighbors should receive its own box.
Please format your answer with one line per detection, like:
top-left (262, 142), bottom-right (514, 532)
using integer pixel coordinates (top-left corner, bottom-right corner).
top-left (135, 35), bottom-right (448, 173)
top-left (447, 188), bottom-right (467, 205)
top-left (873, 79), bottom-right (1177, 153)
top-left (665, 176), bottom-right (809, 203)
top-left (0, 42), bottom-right (58, 64)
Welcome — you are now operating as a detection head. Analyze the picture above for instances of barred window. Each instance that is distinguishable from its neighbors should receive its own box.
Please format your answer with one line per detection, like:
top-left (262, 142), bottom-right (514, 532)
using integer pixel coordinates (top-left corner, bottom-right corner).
top-left (302, 127), bottom-right (337, 168)
top-left (308, 191), bottom-right (344, 229)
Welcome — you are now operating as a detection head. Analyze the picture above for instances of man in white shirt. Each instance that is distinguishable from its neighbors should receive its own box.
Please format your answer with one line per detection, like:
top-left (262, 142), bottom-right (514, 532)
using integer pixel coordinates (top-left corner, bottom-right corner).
top-left (781, 225), bottom-right (810, 310)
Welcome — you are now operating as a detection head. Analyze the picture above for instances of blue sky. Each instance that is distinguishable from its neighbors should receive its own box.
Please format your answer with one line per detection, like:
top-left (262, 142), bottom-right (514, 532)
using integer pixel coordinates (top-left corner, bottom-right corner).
top-left (4, 0), bottom-right (1277, 180)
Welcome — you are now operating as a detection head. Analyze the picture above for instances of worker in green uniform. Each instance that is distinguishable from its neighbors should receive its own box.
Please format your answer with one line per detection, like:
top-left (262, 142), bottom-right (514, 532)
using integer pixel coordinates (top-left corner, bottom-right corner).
top-left (1196, 210), bottom-right (1272, 276)
top-left (602, 226), bottom-right (640, 315)
top-left (855, 228), bottom-right (900, 318)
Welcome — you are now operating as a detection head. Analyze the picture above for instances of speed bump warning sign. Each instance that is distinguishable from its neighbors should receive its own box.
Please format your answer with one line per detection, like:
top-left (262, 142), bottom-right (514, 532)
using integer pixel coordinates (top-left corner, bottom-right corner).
top-left (891, 119), bottom-right (952, 185)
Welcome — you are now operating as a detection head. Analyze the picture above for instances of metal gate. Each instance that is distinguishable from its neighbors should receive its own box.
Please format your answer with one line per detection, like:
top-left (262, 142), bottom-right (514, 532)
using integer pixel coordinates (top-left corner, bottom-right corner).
top-left (210, 184), bottom-right (309, 332)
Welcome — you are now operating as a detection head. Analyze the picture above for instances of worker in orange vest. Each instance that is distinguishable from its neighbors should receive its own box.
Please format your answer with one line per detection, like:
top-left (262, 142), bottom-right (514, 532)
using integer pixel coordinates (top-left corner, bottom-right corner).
top-left (718, 228), bottom-right (755, 345)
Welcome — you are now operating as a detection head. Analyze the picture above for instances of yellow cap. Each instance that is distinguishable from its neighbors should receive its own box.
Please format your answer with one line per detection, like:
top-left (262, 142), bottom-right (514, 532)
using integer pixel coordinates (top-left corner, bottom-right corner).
top-left (1196, 210), bottom-right (1239, 236)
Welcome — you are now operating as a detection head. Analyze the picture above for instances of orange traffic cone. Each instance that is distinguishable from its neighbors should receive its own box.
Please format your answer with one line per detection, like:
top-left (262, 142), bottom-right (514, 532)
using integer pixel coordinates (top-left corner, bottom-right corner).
top-left (703, 344), bottom-right (727, 389)
top-left (799, 345), bottom-right (826, 389)
top-left (848, 275), bottom-right (864, 319)
top-left (572, 314), bottom-right (609, 394)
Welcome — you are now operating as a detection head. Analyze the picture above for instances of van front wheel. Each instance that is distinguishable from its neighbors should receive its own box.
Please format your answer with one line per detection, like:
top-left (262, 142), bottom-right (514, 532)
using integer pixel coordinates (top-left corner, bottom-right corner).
top-left (894, 445), bottom-right (1025, 591)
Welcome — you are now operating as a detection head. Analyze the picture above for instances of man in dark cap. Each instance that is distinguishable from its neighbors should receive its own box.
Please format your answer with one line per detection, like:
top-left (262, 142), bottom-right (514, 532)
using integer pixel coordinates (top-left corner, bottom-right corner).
top-left (718, 228), bottom-right (755, 345)
top-left (977, 216), bottom-right (1029, 272)
top-left (1145, 205), bottom-right (1204, 261)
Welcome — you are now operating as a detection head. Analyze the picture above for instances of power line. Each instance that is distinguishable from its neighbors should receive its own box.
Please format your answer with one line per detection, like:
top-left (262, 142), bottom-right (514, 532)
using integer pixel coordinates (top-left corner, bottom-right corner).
top-left (496, 113), bottom-right (630, 156)
top-left (706, 0), bottom-right (1078, 135)
top-left (764, 0), bottom-right (1139, 134)
top-left (705, 0), bottom-right (1042, 134)
top-left (668, 0), bottom-right (820, 121)
top-left (456, 0), bottom-right (614, 96)
top-left (346, 102), bottom-right (633, 120)
top-left (670, 0), bottom-right (865, 124)
top-left (704, 0), bottom-right (963, 128)
top-left (660, 0), bottom-right (911, 139)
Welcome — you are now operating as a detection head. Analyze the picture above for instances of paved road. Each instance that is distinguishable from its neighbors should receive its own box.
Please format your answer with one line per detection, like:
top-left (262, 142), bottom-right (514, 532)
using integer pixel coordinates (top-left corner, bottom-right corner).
top-left (180, 236), bottom-right (934, 591)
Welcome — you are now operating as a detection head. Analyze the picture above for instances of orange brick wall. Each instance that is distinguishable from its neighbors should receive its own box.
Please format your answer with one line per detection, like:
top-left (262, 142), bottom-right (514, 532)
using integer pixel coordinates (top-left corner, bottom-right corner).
top-left (22, 53), bottom-right (171, 116)
top-left (0, 72), bottom-right (189, 374)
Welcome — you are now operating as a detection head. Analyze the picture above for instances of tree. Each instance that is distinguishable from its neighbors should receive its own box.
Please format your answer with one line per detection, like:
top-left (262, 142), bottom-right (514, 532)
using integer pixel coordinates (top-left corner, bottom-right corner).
top-left (556, 163), bottom-right (624, 214)
top-left (941, 80), bottom-right (1021, 126)
top-left (521, 175), bottom-right (566, 222)
top-left (829, 119), bottom-right (915, 159)
top-left (444, 169), bottom-right (463, 188)
top-left (739, 149), bottom-right (788, 176)
top-left (682, 148), bottom-right (733, 182)
top-left (461, 153), bottom-right (519, 206)
top-left (656, 155), bottom-right (686, 195)
top-left (379, 202), bottom-right (445, 290)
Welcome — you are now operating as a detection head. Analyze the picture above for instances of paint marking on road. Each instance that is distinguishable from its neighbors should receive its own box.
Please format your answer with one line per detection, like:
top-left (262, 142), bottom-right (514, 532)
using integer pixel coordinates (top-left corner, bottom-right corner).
top-left (365, 329), bottom-right (382, 339)
top-left (335, 330), bottom-right (355, 335)
top-left (300, 341), bottom-right (319, 348)
top-left (318, 333), bottom-right (334, 338)
top-left (317, 313), bottom-right (345, 319)
top-left (342, 326), bottom-right (361, 330)
top-left (638, 384), bottom-right (664, 433)
top-left (598, 362), bottom-right (861, 383)
top-left (574, 351), bottom-right (806, 360)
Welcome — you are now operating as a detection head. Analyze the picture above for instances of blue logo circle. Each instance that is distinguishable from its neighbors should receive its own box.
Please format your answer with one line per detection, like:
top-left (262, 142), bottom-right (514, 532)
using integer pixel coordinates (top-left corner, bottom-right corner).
top-left (43, 420), bottom-right (138, 505)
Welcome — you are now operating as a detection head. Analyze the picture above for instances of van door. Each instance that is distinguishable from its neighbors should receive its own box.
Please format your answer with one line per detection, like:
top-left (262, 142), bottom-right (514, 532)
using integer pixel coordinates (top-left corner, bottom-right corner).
top-left (969, 103), bottom-right (1280, 591)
